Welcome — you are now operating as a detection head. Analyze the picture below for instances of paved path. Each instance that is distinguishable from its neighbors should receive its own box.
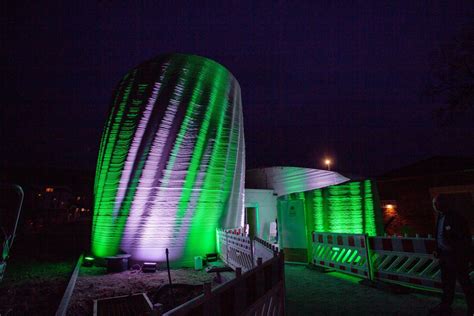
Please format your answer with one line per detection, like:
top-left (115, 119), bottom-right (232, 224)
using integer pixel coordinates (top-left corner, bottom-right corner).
top-left (285, 264), bottom-right (468, 315)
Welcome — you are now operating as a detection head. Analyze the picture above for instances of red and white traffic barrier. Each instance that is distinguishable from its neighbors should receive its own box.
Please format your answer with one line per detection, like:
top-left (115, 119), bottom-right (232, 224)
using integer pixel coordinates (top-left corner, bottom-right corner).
top-left (311, 232), bottom-right (468, 292)
top-left (369, 236), bottom-right (442, 290)
top-left (369, 236), bottom-right (436, 254)
top-left (311, 232), bottom-right (372, 278)
top-left (225, 227), bottom-right (244, 235)
top-left (218, 229), bottom-right (254, 272)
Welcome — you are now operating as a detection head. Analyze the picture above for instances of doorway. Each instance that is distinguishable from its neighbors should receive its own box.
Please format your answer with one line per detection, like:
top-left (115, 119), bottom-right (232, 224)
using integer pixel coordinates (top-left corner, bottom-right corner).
top-left (245, 207), bottom-right (259, 238)
top-left (278, 199), bottom-right (308, 262)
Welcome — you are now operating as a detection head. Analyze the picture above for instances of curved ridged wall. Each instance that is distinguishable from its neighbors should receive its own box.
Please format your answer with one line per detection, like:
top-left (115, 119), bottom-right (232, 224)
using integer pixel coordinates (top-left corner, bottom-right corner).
top-left (92, 54), bottom-right (245, 265)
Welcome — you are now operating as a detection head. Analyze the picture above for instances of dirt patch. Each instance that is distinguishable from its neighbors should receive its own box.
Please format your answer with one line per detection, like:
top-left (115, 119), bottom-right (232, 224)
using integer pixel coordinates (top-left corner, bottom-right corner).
top-left (66, 265), bottom-right (217, 315)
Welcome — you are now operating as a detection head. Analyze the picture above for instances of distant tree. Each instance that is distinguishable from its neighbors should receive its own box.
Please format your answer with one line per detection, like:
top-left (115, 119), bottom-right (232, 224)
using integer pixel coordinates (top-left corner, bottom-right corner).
top-left (427, 25), bottom-right (474, 124)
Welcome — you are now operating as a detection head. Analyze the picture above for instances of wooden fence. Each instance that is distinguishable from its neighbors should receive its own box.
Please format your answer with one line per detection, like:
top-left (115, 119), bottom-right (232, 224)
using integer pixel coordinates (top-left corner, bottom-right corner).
top-left (164, 229), bottom-right (285, 315)
top-left (164, 253), bottom-right (285, 315)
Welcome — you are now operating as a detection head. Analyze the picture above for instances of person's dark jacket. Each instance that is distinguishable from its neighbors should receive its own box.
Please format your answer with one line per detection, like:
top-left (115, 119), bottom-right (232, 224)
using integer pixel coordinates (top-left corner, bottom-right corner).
top-left (435, 211), bottom-right (472, 262)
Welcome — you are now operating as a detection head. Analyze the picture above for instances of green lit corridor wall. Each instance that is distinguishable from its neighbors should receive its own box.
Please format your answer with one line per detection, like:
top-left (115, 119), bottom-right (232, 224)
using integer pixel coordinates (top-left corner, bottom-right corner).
top-left (285, 180), bottom-right (383, 237)
top-left (310, 180), bottom-right (382, 236)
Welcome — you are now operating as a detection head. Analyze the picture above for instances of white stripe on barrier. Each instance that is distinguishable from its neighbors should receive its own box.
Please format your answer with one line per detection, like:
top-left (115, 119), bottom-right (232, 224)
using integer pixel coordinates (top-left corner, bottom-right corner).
top-left (370, 236), bottom-right (444, 291)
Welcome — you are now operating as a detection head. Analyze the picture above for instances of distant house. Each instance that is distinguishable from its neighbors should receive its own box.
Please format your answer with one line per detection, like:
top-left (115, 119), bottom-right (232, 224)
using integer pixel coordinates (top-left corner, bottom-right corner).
top-left (0, 167), bottom-right (94, 228)
top-left (377, 156), bottom-right (474, 236)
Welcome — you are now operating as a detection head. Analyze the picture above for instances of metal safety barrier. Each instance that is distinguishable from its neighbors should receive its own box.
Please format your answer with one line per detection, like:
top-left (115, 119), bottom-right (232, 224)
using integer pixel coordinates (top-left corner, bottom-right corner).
top-left (369, 236), bottom-right (442, 289)
top-left (311, 232), bottom-right (372, 279)
top-left (312, 231), bottom-right (474, 292)
top-left (218, 229), bottom-right (280, 272)
top-left (254, 236), bottom-right (279, 264)
top-left (218, 229), bottom-right (254, 272)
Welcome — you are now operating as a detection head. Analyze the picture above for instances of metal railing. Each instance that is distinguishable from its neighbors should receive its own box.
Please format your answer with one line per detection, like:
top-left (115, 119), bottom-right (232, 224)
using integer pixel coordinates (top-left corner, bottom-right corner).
top-left (218, 229), bottom-right (254, 272)
top-left (0, 184), bottom-right (24, 282)
top-left (217, 228), bottom-right (280, 272)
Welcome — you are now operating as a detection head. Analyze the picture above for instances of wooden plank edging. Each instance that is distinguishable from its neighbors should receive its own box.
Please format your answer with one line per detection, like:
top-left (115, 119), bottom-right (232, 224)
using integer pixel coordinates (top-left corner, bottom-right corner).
top-left (55, 254), bottom-right (83, 316)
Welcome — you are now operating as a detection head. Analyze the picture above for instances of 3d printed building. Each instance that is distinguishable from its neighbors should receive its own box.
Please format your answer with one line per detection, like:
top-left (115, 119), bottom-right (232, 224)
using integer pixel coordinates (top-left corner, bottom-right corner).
top-left (91, 54), bottom-right (245, 265)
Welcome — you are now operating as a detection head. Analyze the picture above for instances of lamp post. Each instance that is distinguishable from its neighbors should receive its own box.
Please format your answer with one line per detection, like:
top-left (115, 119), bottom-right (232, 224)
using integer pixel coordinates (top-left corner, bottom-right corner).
top-left (324, 159), bottom-right (331, 171)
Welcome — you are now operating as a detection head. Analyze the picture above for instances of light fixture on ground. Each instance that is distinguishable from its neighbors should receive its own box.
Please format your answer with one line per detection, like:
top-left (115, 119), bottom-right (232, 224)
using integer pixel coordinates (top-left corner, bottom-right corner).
top-left (142, 262), bottom-right (157, 273)
top-left (83, 256), bottom-right (95, 267)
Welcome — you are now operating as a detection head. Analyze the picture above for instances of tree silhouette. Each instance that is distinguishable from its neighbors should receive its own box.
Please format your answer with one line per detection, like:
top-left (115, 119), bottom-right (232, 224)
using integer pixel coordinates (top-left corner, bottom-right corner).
top-left (427, 25), bottom-right (474, 124)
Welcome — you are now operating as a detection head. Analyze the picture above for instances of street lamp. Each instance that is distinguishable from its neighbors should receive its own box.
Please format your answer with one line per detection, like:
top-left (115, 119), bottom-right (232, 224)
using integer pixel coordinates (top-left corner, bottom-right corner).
top-left (324, 159), bottom-right (331, 171)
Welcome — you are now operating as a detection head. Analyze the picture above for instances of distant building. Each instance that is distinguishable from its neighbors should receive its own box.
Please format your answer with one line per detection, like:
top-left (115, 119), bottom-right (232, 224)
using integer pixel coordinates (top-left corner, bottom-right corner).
top-left (377, 156), bottom-right (474, 236)
top-left (0, 167), bottom-right (93, 229)
top-left (245, 167), bottom-right (383, 262)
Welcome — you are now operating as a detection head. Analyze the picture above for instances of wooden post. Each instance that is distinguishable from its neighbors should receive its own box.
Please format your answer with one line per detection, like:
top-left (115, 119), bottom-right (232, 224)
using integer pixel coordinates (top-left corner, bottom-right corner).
top-left (202, 282), bottom-right (214, 315)
top-left (233, 267), bottom-right (245, 315)
top-left (152, 303), bottom-right (163, 316)
top-left (271, 254), bottom-right (279, 286)
top-left (279, 249), bottom-right (286, 315)
top-left (250, 235), bottom-right (255, 268)
top-left (256, 257), bottom-right (265, 297)
top-left (204, 282), bottom-right (212, 296)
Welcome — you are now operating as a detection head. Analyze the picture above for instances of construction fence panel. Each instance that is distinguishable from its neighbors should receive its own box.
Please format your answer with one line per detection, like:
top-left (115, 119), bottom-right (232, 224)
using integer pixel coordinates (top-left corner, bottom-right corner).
top-left (311, 232), bottom-right (371, 279)
top-left (371, 236), bottom-right (474, 286)
top-left (312, 231), bottom-right (474, 293)
top-left (369, 236), bottom-right (443, 290)
top-left (253, 237), bottom-right (278, 265)
top-left (218, 228), bottom-right (254, 272)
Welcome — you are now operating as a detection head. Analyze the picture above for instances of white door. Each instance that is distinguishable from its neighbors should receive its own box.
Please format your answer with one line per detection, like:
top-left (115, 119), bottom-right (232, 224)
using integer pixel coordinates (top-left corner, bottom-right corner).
top-left (278, 199), bottom-right (308, 262)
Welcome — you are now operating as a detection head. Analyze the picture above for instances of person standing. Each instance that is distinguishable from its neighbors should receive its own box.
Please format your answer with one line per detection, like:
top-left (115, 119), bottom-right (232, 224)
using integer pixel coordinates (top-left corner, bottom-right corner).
top-left (430, 194), bottom-right (474, 315)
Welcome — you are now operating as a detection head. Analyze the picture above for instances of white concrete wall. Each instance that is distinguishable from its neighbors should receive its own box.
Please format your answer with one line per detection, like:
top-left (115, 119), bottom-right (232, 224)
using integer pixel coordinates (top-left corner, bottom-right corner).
top-left (244, 189), bottom-right (278, 241)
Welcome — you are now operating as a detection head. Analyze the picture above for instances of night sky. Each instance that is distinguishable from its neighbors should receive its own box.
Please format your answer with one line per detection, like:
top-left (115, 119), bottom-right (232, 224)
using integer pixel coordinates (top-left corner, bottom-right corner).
top-left (2, 2), bottom-right (474, 176)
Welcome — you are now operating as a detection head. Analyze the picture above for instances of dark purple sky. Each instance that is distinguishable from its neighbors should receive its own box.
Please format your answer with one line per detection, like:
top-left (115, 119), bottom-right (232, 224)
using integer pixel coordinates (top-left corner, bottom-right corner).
top-left (2, 2), bottom-right (474, 176)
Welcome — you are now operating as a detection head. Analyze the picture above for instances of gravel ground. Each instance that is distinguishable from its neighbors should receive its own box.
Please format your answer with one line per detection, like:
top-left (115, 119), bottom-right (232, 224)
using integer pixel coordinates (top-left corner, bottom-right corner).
top-left (285, 264), bottom-right (469, 316)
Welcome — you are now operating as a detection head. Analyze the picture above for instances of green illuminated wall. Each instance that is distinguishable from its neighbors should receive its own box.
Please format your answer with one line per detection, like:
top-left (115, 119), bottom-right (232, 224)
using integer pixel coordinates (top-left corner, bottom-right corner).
top-left (286, 180), bottom-right (383, 237)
